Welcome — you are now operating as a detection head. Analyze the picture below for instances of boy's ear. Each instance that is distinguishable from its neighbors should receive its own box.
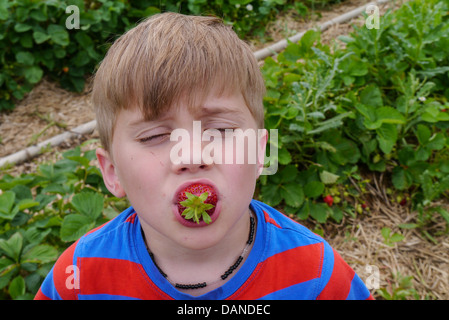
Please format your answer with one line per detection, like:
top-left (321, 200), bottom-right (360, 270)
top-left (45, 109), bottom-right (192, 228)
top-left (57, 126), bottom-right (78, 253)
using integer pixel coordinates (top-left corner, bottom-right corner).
top-left (96, 148), bottom-right (126, 198)
top-left (256, 129), bottom-right (268, 178)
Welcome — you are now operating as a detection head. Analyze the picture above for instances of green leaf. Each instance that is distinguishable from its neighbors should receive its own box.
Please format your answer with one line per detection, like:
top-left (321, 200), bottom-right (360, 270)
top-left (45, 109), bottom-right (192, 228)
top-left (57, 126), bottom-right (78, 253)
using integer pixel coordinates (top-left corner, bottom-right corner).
top-left (381, 227), bottom-right (391, 240)
top-left (261, 183), bottom-right (282, 206)
top-left (71, 192), bottom-right (104, 220)
top-left (17, 199), bottom-right (40, 211)
top-left (14, 23), bottom-right (32, 33)
top-left (309, 203), bottom-right (330, 223)
top-left (398, 223), bottom-right (419, 229)
top-left (202, 212), bottom-right (212, 224)
top-left (33, 31), bottom-right (51, 44)
top-left (390, 233), bottom-right (405, 243)
top-left (23, 66), bottom-right (43, 84)
top-left (66, 155), bottom-right (91, 168)
top-left (22, 245), bottom-right (58, 264)
top-left (15, 51), bottom-right (34, 65)
top-left (279, 165), bottom-right (298, 183)
top-left (416, 124), bottom-right (431, 145)
top-left (360, 84), bottom-right (383, 107)
top-left (198, 192), bottom-right (208, 202)
top-left (426, 133), bottom-right (445, 150)
top-left (0, 0), bottom-right (8, 20)
top-left (47, 24), bottom-right (69, 46)
top-left (278, 148), bottom-right (292, 165)
top-left (23, 227), bottom-right (51, 245)
top-left (376, 123), bottom-right (397, 154)
top-left (280, 183), bottom-right (304, 208)
top-left (304, 181), bottom-right (325, 198)
top-left (60, 214), bottom-right (95, 242)
top-left (0, 191), bottom-right (16, 219)
top-left (319, 170), bottom-right (340, 184)
top-left (376, 107), bottom-right (405, 124)
top-left (392, 167), bottom-right (412, 190)
top-left (9, 276), bottom-right (25, 300)
top-left (330, 206), bottom-right (343, 223)
top-left (0, 232), bottom-right (23, 262)
top-left (29, 7), bottom-right (48, 22)
top-left (74, 32), bottom-right (93, 48)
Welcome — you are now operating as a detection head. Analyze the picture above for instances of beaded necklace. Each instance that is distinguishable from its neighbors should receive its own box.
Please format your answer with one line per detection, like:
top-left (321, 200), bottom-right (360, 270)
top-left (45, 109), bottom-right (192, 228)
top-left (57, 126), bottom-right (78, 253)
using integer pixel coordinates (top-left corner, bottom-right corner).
top-left (146, 213), bottom-right (256, 290)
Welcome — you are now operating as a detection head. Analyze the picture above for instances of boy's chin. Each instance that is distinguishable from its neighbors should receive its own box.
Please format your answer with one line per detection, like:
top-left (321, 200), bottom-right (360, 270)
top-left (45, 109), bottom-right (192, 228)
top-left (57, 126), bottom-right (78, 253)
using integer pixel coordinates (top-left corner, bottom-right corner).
top-left (174, 225), bottom-right (226, 251)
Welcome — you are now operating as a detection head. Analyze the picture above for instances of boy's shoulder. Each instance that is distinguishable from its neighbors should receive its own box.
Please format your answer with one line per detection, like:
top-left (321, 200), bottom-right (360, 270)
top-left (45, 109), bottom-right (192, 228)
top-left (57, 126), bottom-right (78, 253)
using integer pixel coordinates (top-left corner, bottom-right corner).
top-left (248, 199), bottom-right (373, 300)
top-left (250, 199), bottom-right (325, 245)
top-left (34, 207), bottom-right (167, 300)
top-left (73, 206), bottom-right (140, 260)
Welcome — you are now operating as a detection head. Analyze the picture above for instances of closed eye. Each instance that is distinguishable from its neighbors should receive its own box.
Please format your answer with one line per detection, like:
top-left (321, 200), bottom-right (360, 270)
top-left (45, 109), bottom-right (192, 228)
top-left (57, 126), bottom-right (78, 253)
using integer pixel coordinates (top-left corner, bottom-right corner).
top-left (138, 133), bottom-right (170, 144)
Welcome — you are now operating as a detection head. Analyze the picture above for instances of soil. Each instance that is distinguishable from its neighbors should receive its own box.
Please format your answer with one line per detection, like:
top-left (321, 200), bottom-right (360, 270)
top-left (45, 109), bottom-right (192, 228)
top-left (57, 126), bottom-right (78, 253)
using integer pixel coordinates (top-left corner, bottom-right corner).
top-left (1, 0), bottom-right (447, 299)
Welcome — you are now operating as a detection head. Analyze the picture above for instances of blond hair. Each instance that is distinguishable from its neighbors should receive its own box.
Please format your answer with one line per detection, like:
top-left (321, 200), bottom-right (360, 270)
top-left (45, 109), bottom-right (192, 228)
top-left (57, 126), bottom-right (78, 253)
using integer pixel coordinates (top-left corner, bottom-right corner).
top-left (92, 12), bottom-right (266, 152)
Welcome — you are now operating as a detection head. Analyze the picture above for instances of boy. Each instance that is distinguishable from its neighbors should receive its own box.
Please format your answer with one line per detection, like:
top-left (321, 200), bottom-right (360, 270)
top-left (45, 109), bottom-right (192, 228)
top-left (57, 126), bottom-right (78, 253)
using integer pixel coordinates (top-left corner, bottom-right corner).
top-left (35, 12), bottom-right (373, 300)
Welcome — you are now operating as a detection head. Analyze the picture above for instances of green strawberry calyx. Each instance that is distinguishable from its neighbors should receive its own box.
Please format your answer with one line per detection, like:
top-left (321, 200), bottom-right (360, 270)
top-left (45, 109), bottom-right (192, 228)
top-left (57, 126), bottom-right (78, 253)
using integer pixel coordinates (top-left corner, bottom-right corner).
top-left (179, 192), bottom-right (215, 224)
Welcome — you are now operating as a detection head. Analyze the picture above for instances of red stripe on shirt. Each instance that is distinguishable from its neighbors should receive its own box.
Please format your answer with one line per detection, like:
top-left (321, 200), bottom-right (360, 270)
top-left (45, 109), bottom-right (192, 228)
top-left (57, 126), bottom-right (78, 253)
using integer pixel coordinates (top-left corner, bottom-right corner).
top-left (125, 212), bottom-right (137, 224)
top-left (79, 257), bottom-right (172, 300)
top-left (263, 210), bottom-right (282, 228)
top-left (317, 249), bottom-right (355, 300)
top-left (51, 240), bottom-right (79, 300)
top-left (228, 242), bottom-right (324, 300)
top-left (34, 288), bottom-right (51, 300)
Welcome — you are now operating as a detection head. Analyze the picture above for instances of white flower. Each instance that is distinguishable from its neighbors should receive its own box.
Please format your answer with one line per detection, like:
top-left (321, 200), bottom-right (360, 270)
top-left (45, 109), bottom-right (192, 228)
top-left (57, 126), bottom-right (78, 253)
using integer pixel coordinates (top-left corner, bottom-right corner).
top-left (235, 4), bottom-right (240, 8)
top-left (419, 96), bottom-right (426, 102)
top-left (246, 4), bottom-right (253, 11)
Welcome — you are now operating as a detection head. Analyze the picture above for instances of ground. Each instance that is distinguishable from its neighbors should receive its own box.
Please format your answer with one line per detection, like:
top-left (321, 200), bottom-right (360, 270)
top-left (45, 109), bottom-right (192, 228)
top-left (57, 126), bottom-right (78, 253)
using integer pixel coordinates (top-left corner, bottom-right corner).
top-left (0, 0), bottom-right (447, 299)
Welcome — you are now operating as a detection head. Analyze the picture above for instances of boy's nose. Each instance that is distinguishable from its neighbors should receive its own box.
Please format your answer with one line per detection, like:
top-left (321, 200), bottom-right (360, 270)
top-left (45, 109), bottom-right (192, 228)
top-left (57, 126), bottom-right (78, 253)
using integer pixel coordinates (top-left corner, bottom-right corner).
top-left (173, 162), bottom-right (211, 174)
top-left (170, 132), bottom-right (214, 174)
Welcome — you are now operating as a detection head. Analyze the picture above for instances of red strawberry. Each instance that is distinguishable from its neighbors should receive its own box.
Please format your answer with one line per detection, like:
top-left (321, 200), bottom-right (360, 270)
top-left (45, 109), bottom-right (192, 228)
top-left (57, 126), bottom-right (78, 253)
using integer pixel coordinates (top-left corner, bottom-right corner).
top-left (177, 184), bottom-right (217, 224)
top-left (323, 195), bottom-right (334, 207)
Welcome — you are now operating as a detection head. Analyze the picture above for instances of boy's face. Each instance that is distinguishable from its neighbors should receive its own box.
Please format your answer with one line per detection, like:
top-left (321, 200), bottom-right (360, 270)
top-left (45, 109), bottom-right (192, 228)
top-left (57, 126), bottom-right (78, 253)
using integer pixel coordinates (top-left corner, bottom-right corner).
top-left (96, 89), bottom-right (267, 251)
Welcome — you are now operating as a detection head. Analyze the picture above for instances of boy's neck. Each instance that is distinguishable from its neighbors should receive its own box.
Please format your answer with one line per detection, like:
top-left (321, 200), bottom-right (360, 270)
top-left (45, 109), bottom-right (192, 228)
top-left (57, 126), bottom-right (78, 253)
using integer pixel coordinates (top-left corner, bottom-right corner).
top-left (140, 208), bottom-right (256, 296)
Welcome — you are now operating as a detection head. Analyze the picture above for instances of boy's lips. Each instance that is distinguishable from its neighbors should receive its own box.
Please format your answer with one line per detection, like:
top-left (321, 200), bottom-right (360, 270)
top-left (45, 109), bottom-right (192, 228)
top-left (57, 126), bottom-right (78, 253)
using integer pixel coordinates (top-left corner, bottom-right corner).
top-left (172, 179), bottom-right (221, 228)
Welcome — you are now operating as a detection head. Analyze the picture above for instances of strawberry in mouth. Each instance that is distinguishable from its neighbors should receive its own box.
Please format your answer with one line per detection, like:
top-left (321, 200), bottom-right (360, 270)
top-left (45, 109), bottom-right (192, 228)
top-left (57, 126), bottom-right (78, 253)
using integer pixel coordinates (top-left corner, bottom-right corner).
top-left (177, 183), bottom-right (218, 224)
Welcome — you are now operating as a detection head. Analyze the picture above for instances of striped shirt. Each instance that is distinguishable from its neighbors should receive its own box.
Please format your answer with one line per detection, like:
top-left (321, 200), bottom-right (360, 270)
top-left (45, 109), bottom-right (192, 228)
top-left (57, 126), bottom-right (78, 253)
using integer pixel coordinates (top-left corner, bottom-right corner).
top-left (35, 200), bottom-right (373, 300)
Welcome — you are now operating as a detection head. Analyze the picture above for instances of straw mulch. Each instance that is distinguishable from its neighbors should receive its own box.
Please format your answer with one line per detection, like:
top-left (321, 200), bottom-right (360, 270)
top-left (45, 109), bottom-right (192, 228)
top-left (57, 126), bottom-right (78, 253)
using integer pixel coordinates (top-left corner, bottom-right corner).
top-left (0, 78), bottom-right (95, 159)
top-left (325, 184), bottom-right (449, 300)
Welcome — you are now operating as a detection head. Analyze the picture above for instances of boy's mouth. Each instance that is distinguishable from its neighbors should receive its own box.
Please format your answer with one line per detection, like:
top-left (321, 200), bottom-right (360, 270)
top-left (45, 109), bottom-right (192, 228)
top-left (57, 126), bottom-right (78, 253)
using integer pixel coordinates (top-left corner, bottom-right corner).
top-left (172, 180), bottom-right (221, 227)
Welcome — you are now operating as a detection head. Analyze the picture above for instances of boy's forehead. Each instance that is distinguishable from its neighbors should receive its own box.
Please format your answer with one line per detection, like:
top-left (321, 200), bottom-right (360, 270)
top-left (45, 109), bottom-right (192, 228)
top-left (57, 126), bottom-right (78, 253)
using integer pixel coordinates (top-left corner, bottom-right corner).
top-left (133, 90), bottom-right (250, 123)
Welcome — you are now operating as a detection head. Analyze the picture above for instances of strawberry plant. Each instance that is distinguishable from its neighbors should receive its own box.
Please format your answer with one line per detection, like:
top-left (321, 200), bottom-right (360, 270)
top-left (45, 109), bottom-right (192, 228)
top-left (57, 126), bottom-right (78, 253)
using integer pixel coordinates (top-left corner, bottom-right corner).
top-left (0, 141), bottom-right (127, 299)
top-left (0, 0), bottom-right (315, 111)
top-left (259, 0), bottom-right (449, 231)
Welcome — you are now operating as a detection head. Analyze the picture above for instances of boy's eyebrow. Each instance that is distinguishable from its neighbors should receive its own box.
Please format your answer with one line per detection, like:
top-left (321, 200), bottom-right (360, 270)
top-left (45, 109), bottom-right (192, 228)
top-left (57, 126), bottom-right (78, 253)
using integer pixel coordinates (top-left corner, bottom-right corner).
top-left (126, 104), bottom-right (246, 128)
top-left (127, 112), bottom-right (174, 128)
top-left (199, 104), bottom-right (246, 118)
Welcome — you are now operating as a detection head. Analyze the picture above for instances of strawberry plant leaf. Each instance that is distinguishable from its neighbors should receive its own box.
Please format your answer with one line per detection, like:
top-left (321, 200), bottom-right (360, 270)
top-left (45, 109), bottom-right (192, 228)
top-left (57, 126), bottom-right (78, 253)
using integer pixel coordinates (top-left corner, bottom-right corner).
top-left (22, 245), bottom-right (58, 264)
top-left (71, 192), bottom-right (104, 220)
top-left (60, 215), bottom-right (95, 242)
top-left (8, 276), bottom-right (25, 300)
